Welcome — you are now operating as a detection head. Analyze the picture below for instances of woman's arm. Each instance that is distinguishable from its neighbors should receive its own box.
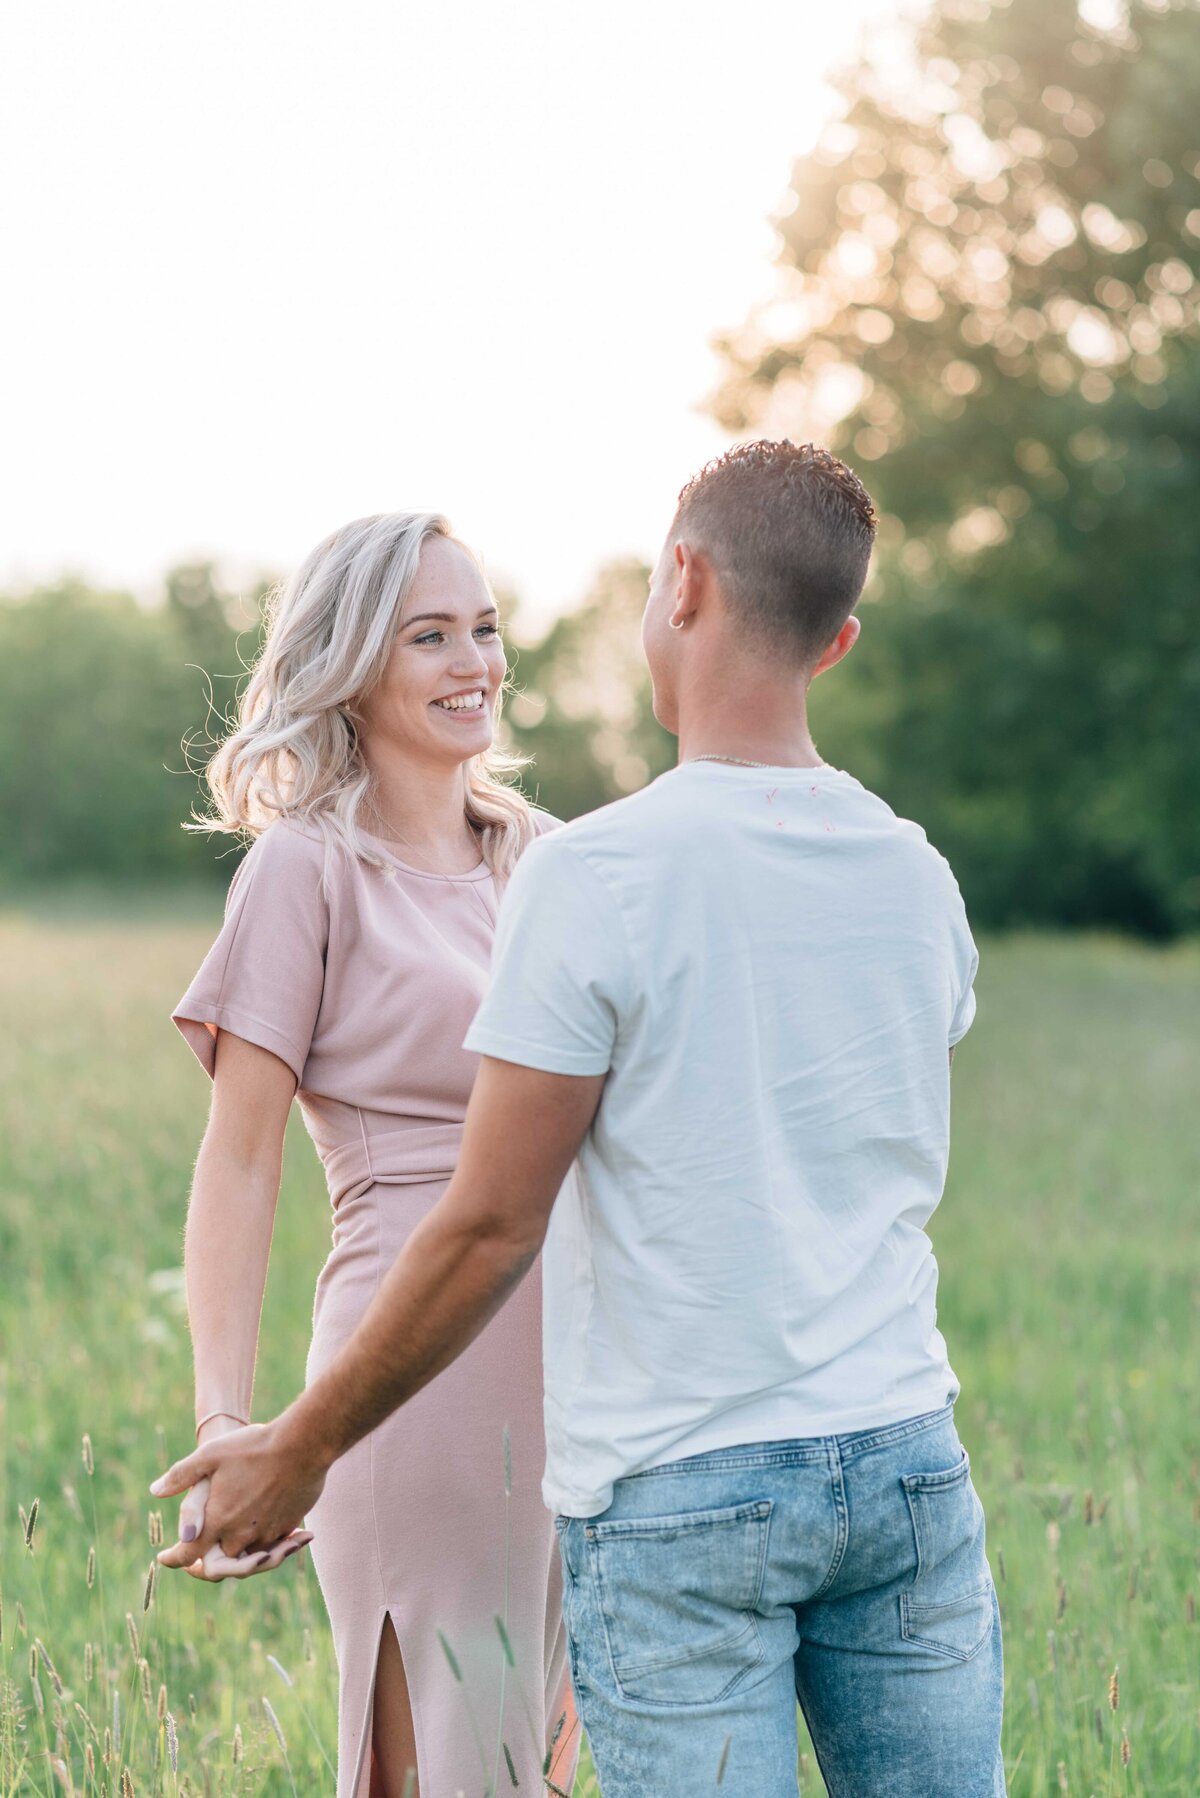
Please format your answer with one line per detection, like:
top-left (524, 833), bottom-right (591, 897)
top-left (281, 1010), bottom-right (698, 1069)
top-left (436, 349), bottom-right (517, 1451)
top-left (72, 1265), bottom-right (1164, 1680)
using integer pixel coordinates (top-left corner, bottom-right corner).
top-left (173, 1030), bottom-right (315, 1580)
top-left (185, 1029), bottom-right (296, 1434)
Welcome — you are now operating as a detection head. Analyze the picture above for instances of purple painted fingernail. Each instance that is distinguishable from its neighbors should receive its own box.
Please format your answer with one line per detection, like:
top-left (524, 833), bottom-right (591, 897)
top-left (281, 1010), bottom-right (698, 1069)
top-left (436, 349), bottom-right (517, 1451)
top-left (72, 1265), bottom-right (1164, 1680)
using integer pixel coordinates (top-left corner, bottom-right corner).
top-left (181, 1523), bottom-right (198, 1542)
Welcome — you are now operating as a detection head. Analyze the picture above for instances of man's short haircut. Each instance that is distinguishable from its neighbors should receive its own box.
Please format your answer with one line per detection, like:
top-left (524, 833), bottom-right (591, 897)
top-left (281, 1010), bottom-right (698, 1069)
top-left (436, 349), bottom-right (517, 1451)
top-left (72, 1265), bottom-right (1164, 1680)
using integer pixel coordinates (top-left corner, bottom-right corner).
top-left (671, 439), bottom-right (877, 665)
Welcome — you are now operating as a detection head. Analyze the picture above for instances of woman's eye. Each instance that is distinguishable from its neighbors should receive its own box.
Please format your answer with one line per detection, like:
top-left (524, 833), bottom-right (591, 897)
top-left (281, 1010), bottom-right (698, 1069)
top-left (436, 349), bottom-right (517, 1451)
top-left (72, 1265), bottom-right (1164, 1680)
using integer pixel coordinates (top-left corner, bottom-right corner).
top-left (412, 625), bottom-right (500, 645)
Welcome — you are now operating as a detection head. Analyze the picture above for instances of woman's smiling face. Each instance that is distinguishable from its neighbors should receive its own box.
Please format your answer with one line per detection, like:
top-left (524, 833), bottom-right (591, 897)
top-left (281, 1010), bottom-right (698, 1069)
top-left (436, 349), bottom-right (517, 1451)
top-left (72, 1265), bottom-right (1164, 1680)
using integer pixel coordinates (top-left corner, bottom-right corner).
top-left (359, 535), bottom-right (508, 764)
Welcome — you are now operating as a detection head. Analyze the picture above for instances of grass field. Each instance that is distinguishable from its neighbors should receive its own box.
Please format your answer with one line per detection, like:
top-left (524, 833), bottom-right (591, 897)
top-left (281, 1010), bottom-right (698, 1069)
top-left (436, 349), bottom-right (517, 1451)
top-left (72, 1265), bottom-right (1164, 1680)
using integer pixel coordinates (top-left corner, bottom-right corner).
top-left (1, 892), bottom-right (1197, 1795)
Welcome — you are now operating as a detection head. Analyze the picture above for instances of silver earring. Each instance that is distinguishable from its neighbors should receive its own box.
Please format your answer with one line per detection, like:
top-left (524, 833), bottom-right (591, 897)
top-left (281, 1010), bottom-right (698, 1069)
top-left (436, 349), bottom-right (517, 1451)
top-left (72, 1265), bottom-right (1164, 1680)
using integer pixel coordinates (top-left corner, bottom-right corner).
top-left (669, 617), bottom-right (685, 631)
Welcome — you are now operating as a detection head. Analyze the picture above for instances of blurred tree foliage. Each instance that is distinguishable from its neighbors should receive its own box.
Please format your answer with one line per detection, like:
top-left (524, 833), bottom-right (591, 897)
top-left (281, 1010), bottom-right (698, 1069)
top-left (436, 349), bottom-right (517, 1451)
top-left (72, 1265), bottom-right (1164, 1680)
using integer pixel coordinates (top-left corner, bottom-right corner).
top-left (5, 0), bottom-right (1197, 932)
top-left (505, 558), bottom-right (675, 820)
top-left (0, 558), bottom-right (662, 885)
top-left (0, 569), bottom-right (257, 881)
top-left (711, 0), bottom-right (1200, 934)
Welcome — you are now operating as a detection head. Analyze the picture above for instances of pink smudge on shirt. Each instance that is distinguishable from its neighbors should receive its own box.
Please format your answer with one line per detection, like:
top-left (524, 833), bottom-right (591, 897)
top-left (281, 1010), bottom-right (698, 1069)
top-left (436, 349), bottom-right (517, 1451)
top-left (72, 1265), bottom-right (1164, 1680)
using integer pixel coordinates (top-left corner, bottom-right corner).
top-left (766, 788), bottom-right (778, 804)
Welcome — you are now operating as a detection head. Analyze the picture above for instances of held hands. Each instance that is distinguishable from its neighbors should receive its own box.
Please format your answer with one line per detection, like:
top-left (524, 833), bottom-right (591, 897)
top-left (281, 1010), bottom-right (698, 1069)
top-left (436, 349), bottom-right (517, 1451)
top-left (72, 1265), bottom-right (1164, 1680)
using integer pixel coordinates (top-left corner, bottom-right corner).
top-left (152, 1414), bottom-right (325, 1583)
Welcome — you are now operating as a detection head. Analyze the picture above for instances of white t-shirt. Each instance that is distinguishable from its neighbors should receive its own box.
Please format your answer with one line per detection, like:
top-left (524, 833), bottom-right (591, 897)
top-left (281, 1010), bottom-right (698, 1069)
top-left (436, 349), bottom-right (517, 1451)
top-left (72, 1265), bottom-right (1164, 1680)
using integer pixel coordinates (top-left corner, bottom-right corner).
top-left (464, 761), bottom-right (979, 1518)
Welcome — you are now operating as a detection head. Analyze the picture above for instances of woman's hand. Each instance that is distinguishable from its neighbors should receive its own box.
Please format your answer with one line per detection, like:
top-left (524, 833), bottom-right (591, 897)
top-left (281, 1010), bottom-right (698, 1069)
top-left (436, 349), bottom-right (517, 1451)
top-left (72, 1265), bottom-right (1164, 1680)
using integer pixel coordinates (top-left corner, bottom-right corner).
top-left (179, 1529), bottom-right (313, 1582)
top-left (162, 1415), bottom-right (315, 1582)
top-left (153, 1412), bottom-right (328, 1578)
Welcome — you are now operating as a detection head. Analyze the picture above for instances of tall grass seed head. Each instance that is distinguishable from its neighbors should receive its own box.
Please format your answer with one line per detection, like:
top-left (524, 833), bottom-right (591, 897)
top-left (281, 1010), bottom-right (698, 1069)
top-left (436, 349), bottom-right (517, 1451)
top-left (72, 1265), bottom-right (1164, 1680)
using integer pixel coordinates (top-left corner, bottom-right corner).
top-left (36, 1639), bottom-right (64, 1694)
top-left (262, 1695), bottom-right (287, 1754)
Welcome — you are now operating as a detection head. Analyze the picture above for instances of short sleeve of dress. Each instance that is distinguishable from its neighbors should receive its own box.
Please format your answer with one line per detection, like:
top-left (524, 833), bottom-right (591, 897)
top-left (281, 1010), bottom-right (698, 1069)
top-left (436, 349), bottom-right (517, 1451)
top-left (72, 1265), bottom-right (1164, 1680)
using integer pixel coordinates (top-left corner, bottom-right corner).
top-left (171, 821), bottom-right (329, 1083)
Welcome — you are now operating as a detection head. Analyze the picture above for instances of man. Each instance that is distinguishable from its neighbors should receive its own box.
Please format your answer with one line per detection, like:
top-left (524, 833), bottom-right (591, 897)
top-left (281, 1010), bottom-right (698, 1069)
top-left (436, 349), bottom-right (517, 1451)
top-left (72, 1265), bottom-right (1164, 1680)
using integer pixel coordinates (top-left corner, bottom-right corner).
top-left (154, 440), bottom-right (1005, 1796)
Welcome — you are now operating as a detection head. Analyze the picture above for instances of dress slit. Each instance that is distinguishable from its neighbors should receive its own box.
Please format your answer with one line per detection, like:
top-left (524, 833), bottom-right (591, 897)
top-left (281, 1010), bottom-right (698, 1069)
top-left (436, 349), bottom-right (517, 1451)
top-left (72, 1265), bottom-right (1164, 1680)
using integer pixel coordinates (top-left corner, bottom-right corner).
top-left (345, 1607), bottom-right (424, 1798)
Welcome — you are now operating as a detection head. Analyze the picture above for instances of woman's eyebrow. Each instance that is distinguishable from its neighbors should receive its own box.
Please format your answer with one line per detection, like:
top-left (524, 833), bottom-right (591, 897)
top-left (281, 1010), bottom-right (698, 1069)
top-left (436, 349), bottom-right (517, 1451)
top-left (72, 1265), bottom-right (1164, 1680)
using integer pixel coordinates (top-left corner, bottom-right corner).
top-left (403, 605), bottom-right (499, 627)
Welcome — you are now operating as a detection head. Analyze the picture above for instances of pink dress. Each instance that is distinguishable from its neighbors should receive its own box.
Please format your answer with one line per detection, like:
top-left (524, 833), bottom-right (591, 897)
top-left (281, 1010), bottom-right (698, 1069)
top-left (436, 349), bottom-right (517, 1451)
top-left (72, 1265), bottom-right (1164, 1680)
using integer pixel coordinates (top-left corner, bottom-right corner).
top-left (172, 813), bottom-right (576, 1798)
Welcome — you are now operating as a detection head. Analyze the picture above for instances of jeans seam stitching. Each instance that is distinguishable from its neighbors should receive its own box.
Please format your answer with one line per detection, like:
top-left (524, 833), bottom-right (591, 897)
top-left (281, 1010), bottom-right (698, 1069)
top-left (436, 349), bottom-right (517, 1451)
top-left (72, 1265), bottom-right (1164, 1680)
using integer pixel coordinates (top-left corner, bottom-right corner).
top-left (900, 1582), bottom-right (995, 1662)
top-left (617, 1616), bottom-right (758, 1681)
top-left (588, 1501), bottom-right (771, 1541)
top-left (838, 1404), bottom-right (956, 1462)
top-left (617, 1405), bottom-right (957, 1480)
top-left (589, 1510), bottom-right (773, 1706)
top-left (811, 1441), bottom-right (850, 1600)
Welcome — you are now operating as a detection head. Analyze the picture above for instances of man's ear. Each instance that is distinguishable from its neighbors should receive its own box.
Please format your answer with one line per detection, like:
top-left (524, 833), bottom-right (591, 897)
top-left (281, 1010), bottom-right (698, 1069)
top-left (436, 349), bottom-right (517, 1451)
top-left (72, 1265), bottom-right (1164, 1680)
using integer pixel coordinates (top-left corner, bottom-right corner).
top-left (671, 541), bottom-right (704, 629)
top-left (811, 613), bottom-right (861, 679)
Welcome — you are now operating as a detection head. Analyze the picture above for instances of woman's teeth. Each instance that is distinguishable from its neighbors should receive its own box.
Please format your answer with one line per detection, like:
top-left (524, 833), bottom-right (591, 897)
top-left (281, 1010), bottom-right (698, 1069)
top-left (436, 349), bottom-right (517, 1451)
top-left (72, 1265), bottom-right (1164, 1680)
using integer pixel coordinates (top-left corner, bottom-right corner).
top-left (434, 691), bottom-right (485, 711)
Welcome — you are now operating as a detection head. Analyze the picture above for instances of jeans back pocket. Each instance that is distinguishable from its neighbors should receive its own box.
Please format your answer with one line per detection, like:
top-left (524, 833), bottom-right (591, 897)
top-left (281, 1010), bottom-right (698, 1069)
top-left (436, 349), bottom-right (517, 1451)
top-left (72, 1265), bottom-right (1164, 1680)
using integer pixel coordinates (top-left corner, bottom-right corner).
top-left (899, 1449), bottom-right (995, 1661)
top-left (587, 1499), bottom-right (772, 1706)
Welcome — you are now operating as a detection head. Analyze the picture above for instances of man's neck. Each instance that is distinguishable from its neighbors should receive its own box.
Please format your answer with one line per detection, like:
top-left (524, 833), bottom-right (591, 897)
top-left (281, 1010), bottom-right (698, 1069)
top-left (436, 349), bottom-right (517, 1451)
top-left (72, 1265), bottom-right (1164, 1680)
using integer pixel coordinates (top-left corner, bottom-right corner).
top-left (675, 672), bottom-right (823, 770)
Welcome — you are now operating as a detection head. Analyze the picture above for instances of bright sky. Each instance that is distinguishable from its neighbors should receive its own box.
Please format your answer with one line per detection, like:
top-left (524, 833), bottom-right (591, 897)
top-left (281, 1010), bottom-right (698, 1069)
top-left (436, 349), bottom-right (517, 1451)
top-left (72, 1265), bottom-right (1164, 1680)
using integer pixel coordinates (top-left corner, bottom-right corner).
top-left (1, 0), bottom-right (893, 633)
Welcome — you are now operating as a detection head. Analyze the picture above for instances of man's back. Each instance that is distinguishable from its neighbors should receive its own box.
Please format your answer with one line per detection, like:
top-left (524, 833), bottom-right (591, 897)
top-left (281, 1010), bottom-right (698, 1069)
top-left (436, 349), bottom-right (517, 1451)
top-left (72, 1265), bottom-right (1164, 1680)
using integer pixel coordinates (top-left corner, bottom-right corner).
top-left (465, 757), bottom-right (979, 1519)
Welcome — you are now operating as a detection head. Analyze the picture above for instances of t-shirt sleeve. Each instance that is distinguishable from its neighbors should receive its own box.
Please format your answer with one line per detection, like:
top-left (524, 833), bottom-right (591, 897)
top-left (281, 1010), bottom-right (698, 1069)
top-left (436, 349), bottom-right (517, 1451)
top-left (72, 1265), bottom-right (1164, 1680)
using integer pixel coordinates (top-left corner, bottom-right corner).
top-left (464, 837), bottom-right (631, 1076)
top-left (171, 823), bottom-right (329, 1083)
top-left (947, 887), bottom-right (979, 1048)
top-left (949, 966), bottom-right (978, 1046)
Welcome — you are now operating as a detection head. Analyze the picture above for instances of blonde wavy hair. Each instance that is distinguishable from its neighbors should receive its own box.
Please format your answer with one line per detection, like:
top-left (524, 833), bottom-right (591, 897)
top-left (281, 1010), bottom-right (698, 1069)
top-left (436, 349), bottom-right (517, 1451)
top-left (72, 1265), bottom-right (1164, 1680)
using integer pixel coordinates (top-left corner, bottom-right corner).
top-left (188, 512), bottom-right (535, 880)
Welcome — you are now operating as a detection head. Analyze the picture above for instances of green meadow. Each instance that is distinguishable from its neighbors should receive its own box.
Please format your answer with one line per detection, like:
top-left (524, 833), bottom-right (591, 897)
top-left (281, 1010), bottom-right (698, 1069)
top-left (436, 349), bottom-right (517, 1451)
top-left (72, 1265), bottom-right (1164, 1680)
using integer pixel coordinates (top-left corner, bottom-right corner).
top-left (0, 895), bottom-right (1196, 1795)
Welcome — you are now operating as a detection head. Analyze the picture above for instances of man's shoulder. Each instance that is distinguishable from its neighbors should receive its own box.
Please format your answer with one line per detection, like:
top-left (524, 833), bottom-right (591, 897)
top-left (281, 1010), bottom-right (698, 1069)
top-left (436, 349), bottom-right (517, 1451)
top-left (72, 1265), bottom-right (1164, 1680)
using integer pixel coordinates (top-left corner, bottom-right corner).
top-left (531, 776), bottom-right (680, 861)
top-left (842, 781), bottom-right (966, 886)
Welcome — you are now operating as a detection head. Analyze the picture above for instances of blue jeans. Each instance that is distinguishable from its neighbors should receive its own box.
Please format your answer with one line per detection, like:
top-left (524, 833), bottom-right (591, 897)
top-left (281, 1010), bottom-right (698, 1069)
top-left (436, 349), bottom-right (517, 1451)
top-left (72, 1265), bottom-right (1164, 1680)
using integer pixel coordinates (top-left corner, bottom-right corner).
top-left (556, 1405), bottom-right (1005, 1796)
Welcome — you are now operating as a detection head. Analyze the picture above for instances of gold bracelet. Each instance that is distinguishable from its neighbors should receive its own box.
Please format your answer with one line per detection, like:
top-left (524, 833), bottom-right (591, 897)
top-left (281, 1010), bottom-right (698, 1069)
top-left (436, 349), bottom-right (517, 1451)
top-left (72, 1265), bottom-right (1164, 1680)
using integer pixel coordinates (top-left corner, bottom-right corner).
top-left (194, 1410), bottom-right (249, 1439)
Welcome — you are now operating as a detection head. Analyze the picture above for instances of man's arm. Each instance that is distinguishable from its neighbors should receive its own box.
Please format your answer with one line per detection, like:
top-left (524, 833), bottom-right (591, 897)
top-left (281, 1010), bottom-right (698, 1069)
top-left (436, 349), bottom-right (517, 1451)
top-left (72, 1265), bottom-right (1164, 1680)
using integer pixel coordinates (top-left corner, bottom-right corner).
top-left (153, 1058), bottom-right (604, 1565)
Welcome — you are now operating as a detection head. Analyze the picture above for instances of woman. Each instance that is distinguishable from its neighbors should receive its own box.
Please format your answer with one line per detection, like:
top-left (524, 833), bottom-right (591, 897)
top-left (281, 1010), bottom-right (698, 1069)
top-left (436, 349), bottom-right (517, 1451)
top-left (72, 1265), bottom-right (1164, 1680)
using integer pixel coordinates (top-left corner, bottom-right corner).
top-left (169, 513), bottom-right (578, 1797)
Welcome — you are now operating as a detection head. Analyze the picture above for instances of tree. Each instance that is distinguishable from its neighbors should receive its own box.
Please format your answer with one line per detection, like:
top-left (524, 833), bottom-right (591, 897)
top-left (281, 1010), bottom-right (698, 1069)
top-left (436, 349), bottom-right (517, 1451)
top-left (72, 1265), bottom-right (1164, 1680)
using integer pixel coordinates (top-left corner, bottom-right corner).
top-left (0, 574), bottom-right (248, 881)
top-left (503, 559), bottom-right (675, 821)
top-left (712, 0), bottom-right (1200, 933)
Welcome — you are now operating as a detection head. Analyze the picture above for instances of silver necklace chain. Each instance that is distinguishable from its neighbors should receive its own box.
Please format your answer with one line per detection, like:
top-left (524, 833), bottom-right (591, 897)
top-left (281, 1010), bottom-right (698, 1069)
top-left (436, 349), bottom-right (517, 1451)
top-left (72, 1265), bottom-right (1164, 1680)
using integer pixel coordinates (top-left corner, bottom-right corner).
top-left (690, 753), bottom-right (775, 769)
top-left (690, 754), bottom-right (831, 772)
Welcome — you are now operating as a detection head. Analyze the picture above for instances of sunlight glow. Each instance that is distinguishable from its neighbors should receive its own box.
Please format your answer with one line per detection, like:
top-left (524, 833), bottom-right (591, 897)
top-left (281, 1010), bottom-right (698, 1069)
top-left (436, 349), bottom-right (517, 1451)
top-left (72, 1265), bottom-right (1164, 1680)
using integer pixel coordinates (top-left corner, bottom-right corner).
top-left (0, 0), bottom-right (895, 630)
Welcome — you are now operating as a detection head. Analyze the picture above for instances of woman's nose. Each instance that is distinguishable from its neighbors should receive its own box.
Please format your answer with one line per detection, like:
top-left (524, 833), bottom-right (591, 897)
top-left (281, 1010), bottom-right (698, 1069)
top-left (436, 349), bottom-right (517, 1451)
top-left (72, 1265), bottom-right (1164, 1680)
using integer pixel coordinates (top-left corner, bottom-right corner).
top-left (451, 637), bottom-right (491, 676)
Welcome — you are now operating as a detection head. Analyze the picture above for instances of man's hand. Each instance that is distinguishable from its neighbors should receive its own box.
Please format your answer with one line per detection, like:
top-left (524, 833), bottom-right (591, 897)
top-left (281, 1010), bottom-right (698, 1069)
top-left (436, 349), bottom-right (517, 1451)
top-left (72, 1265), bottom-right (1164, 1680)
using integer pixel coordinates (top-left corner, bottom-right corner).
top-left (151, 1417), bottom-right (328, 1575)
top-left (153, 1057), bottom-right (605, 1559)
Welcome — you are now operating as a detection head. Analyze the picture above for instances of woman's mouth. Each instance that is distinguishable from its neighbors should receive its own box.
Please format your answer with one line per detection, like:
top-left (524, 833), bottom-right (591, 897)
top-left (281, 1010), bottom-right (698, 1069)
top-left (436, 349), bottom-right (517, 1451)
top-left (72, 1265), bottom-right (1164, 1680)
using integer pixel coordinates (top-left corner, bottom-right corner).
top-left (432, 689), bottom-right (487, 714)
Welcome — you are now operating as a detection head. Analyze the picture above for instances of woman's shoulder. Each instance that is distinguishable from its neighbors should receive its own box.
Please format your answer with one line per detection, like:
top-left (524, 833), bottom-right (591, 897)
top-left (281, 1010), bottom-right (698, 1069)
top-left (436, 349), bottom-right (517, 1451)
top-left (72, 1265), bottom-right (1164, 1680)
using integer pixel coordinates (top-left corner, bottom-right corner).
top-left (527, 804), bottom-right (563, 839)
top-left (228, 813), bottom-right (329, 900)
